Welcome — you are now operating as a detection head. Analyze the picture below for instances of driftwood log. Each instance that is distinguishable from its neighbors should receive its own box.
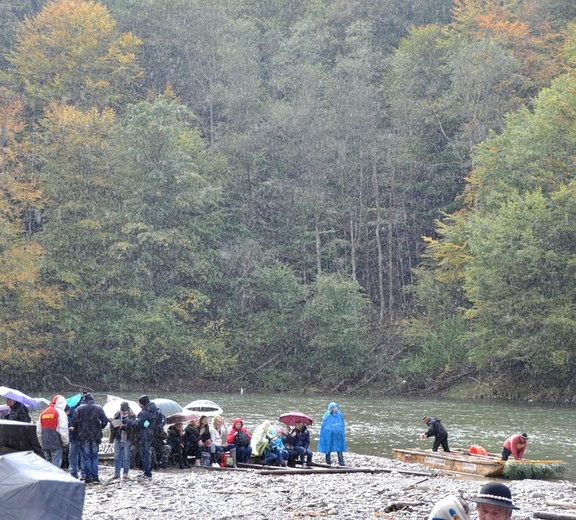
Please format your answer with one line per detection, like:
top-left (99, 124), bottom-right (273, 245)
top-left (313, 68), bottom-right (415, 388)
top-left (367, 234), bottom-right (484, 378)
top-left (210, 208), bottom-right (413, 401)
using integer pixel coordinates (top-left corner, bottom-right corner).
top-left (533, 513), bottom-right (576, 520)
top-left (257, 466), bottom-right (433, 477)
top-left (309, 461), bottom-right (432, 477)
top-left (547, 503), bottom-right (576, 510)
top-left (238, 463), bottom-right (434, 477)
top-left (384, 501), bottom-right (424, 513)
top-left (238, 461), bottom-right (433, 477)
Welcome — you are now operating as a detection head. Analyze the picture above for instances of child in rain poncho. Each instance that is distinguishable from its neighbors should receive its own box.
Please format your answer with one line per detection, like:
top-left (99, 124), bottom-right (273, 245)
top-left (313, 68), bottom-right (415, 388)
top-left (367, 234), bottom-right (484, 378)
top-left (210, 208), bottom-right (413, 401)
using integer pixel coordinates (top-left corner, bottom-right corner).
top-left (251, 420), bottom-right (272, 457)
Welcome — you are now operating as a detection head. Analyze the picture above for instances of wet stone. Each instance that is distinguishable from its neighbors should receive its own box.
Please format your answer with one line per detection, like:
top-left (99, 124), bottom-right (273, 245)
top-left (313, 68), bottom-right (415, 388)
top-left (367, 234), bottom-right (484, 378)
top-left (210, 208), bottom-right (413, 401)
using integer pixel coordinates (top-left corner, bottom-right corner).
top-left (81, 453), bottom-right (576, 519)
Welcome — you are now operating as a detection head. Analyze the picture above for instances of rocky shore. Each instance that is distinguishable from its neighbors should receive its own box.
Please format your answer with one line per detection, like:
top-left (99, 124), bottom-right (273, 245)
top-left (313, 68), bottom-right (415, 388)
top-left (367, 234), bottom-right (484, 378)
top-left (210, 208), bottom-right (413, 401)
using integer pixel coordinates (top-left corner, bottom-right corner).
top-left (83, 453), bottom-right (575, 519)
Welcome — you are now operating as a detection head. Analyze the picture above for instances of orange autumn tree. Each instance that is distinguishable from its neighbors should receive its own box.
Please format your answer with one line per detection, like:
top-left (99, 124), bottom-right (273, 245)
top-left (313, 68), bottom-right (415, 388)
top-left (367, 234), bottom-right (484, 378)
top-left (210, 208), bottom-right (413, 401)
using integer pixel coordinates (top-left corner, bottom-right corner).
top-left (449, 0), bottom-right (566, 94)
top-left (5, 0), bottom-right (142, 115)
top-left (0, 90), bottom-right (62, 386)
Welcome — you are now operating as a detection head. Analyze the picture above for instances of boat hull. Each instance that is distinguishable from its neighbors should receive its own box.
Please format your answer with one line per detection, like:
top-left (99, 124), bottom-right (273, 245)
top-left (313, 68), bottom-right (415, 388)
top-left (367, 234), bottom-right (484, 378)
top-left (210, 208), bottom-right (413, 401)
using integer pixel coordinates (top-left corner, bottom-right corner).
top-left (392, 448), bottom-right (565, 479)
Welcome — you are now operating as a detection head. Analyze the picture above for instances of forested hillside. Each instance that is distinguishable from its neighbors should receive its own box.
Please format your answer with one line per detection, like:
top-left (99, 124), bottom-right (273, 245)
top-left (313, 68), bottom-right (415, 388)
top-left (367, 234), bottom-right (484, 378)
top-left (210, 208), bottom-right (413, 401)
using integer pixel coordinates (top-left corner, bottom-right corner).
top-left (1, 0), bottom-right (575, 399)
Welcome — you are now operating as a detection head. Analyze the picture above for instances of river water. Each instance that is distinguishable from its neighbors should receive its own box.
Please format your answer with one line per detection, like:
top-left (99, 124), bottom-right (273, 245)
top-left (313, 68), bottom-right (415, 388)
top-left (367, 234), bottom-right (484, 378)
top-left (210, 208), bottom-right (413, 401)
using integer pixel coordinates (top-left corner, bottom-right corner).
top-left (95, 391), bottom-right (575, 481)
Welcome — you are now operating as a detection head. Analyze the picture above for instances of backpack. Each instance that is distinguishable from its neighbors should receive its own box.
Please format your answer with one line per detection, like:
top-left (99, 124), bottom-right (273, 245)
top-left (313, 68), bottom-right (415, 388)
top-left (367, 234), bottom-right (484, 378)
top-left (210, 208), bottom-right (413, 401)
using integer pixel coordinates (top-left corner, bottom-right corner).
top-left (220, 452), bottom-right (234, 468)
top-left (154, 410), bottom-right (166, 437)
top-left (234, 430), bottom-right (250, 447)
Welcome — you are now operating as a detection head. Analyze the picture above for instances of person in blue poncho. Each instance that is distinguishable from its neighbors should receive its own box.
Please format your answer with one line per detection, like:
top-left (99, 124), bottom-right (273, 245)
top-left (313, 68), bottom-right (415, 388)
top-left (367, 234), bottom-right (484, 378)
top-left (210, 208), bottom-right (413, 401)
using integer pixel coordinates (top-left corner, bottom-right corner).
top-left (318, 402), bottom-right (347, 466)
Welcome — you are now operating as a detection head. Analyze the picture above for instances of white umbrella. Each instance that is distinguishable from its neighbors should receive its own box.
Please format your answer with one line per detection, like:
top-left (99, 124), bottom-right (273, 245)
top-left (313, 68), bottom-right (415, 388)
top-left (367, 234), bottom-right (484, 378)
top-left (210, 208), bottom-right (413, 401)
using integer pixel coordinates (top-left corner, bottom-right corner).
top-left (184, 399), bottom-right (223, 417)
top-left (102, 398), bottom-right (139, 419)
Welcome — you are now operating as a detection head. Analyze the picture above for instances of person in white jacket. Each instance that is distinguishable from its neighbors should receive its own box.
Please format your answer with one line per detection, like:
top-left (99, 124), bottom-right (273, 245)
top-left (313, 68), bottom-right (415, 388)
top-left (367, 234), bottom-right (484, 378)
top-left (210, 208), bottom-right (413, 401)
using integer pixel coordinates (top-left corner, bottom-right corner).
top-left (428, 495), bottom-right (470, 520)
top-left (37, 394), bottom-right (69, 467)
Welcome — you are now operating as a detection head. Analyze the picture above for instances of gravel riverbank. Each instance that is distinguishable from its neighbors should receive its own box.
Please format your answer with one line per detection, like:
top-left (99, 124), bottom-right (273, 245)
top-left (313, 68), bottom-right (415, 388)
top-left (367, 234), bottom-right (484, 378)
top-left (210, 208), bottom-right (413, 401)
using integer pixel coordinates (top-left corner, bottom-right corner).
top-left (83, 453), bottom-right (575, 519)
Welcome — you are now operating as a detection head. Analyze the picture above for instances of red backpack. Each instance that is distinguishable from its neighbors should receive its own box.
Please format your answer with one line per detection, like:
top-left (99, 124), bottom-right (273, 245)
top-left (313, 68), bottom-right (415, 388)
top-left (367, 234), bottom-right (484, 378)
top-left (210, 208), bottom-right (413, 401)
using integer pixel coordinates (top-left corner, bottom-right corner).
top-left (220, 452), bottom-right (234, 467)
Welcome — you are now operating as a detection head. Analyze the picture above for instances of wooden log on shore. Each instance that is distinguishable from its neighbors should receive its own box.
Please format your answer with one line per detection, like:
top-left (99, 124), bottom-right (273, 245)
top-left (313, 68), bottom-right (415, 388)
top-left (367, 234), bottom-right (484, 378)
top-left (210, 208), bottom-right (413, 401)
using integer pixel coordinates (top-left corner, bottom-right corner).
top-left (309, 462), bottom-right (333, 469)
top-left (384, 501), bottom-right (425, 513)
top-left (258, 466), bottom-right (433, 476)
top-left (547, 503), bottom-right (576, 510)
top-left (203, 465), bottom-right (249, 472)
top-left (309, 461), bottom-right (432, 477)
top-left (533, 513), bottom-right (576, 520)
top-left (238, 462), bottom-right (295, 471)
top-left (239, 461), bottom-right (433, 477)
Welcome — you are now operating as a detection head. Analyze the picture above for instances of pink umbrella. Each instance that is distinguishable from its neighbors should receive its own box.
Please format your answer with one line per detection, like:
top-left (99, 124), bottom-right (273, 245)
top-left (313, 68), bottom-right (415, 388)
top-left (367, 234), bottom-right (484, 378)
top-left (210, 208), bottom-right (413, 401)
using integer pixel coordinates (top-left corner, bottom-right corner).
top-left (166, 410), bottom-right (199, 425)
top-left (278, 411), bottom-right (313, 426)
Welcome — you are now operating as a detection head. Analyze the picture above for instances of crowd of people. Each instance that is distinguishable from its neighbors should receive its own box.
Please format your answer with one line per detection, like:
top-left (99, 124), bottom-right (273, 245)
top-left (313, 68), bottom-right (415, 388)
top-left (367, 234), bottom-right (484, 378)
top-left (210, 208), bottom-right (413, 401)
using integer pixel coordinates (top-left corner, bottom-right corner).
top-left (2, 392), bottom-right (353, 483)
top-left (4, 390), bottom-right (532, 510)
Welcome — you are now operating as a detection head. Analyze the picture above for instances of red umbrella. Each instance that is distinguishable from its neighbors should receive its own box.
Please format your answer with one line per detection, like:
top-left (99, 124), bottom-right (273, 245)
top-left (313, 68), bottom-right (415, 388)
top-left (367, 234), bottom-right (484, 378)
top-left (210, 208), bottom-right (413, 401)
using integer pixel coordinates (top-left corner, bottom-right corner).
top-left (166, 410), bottom-right (199, 425)
top-left (278, 411), bottom-right (313, 426)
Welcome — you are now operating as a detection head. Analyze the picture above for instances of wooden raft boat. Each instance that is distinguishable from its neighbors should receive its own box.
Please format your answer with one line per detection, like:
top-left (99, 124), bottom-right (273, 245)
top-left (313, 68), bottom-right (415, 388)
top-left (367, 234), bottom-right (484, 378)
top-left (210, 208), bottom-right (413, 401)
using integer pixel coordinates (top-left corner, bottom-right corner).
top-left (392, 448), bottom-right (565, 479)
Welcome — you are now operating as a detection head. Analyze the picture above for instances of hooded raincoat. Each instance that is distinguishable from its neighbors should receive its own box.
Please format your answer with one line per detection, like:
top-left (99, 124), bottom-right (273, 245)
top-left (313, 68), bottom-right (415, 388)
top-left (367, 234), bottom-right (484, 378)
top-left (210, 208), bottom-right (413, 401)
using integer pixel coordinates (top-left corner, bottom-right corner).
top-left (318, 402), bottom-right (346, 454)
top-left (37, 394), bottom-right (69, 449)
top-left (251, 420), bottom-right (272, 456)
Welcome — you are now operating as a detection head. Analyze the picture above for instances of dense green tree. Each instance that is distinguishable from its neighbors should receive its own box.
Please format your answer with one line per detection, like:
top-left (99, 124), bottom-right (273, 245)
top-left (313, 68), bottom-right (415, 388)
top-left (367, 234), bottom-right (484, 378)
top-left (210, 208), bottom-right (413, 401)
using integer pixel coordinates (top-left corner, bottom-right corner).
top-left (33, 94), bottom-right (232, 387)
top-left (220, 256), bottom-right (307, 390)
top-left (0, 91), bottom-right (61, 387)
top-left (465, 187), bottom-right (576, 380)
top-left (106, 94), bottom-right (231, 383)
top-left (404, 70), bottom-right (576, 390)
top-left (302, 274), bottom-right (371, 388)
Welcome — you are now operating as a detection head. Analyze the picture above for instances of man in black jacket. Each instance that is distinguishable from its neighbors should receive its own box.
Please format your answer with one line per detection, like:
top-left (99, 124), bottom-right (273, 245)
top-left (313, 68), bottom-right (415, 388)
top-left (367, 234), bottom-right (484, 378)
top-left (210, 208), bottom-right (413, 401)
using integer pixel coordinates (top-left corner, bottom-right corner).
top-left (72, 393), bottom-right (108, 483)
top-left (5, 399), bottom-right (31, 423)
top-left (422, 416), bottom-right (450, 452)
top-left (130, 395), bottom-right (161, 479)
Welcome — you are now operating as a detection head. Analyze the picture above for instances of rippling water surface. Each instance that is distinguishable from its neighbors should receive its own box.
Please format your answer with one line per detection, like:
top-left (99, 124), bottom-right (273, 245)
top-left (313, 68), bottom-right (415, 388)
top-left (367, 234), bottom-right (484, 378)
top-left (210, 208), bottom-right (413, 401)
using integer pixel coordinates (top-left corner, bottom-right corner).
top-left (97, 391), bottom-right (575, 481)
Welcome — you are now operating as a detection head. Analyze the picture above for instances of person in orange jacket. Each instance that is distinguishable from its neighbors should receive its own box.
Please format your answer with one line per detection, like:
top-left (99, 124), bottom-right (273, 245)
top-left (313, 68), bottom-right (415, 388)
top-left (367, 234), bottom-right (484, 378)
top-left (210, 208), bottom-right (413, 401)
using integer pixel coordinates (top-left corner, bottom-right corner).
top-left (37, 394), bottom-right (69, 468)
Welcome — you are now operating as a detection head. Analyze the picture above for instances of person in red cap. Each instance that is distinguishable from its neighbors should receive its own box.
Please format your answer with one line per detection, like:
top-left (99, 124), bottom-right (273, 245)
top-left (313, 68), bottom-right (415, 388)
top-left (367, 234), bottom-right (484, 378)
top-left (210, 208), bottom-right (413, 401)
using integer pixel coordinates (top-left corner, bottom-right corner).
top-left (501, 432), bottom-right (528, 460)
top-left (469, 482), bottom-right (519, 519)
